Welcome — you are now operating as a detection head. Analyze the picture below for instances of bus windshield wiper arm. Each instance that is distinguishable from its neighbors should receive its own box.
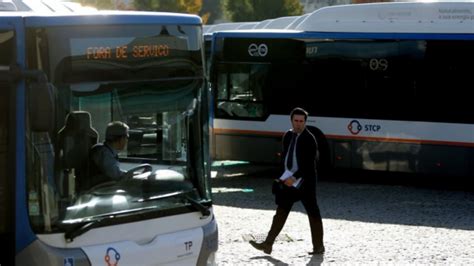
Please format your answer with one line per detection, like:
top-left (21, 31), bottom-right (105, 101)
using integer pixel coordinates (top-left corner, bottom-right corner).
top-left (65, 219), bottom-right (102, 243)
top-left (182, 195), bottom-right (210, 218)
top-left (134, 190), bottom-right (210, 217)
top-left (133, 190), bottom-right (190, 203)
top-left (64, 206), bottom-right (156, 242)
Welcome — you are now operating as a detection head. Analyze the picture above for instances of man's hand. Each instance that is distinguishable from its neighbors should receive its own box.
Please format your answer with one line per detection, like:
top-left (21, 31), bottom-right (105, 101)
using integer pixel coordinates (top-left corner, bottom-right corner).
top-left (283, 176), bottom-right (296, 187)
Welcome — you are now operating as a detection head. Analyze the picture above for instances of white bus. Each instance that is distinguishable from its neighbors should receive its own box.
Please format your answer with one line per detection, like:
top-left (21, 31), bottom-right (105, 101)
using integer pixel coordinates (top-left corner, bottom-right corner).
top-left (209, 2), bottom-right (474, 177)
top-left (1, 10), bottom-right (217, 265)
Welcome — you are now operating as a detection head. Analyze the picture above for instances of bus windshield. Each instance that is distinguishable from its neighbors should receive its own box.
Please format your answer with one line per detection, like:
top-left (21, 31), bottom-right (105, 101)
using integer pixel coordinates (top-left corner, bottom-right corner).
top-left (26, 23), bottom-right (209, 234)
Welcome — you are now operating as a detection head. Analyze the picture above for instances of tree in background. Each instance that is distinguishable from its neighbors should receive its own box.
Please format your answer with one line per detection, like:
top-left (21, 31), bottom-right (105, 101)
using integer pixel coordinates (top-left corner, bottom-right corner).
top-left (200, 0), bottom-right (223, 24)
top-left (134, 0), bottom-right (202, 15)
top-left (76, 0), bottom-right (214, 23)
top-left (224, 0), bottom-right (303, 22)
top-left (76, 0), bottom-right (117, 9)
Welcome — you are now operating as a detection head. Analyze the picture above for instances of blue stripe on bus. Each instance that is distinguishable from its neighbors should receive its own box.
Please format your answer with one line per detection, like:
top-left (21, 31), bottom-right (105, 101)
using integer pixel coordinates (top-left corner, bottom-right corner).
top-left (0, 16), bottom-right (22, 27)
top-left (14, 18), bottom-right (37, 254)
top-left (214, 31), bottom-right (474, 40)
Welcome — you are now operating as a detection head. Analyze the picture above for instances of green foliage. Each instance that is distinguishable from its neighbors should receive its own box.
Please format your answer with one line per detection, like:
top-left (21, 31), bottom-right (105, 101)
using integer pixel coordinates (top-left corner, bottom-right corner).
top-left (134, 0), bottom-right (159, 11)
top-left (133, 0), bottom-right (203, 14)
top-left (200, 0), bottom-right (224, 24)
top-left (224, 0), bottom-right (303, 22)
top-left (77, 0), bottom-right (116, 9)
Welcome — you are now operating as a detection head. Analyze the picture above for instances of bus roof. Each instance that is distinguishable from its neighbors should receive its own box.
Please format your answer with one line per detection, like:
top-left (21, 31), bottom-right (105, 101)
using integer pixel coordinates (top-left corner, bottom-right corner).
top-left (262, 16), bottom-right (299, 29)
top-left (204, 22), bottom-right (247, 34)
top-left (7, 0), bottom-right (97, 13)
top-left (237, 22), bottom-right (258, 29)
top-left (203, 16), bottom-right (303, 35)
top-left (253, 19), bottom-right (274, 29)
top-left (0, 0), bottom-right (17, 11)
top-left (285, 13), bottom-right (309, 29)
top-left (296, 2), bottom-right (474, 34)
top-left (23, 11), bottom-right (202, 27)
top-left (204, 21), bottom-right (260, 37)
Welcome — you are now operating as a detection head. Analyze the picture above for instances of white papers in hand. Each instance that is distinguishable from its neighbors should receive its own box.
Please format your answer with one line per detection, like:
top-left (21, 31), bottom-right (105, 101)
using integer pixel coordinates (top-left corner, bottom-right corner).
top-left (292, 177), bottom-right (303, 188)
top-left (279, 170), bottom-right (303, 188)
top-left (279, 170), bottom-right (293, 181)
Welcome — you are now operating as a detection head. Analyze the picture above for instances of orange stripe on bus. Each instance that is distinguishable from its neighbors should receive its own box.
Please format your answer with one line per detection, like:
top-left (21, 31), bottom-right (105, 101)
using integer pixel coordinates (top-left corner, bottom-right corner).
top-left (213, 128), bottom-right (283, 137)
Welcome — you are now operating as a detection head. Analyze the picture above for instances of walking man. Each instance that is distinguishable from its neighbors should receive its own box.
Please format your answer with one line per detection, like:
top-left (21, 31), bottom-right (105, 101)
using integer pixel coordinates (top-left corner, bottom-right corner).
top-left (249, 107), bottom-right (325, 255)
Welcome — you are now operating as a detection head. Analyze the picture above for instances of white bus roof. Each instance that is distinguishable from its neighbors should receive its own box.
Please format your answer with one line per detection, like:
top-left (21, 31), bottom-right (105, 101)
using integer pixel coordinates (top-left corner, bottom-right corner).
top-left (211, 29), bottom-right (302, 38)
top-left (204, 22), bottom-right (249, 34)
top-left (263, 16), bottom-right (298, 29)
top-left (61, 2), bottom-right (97, 13)
top-left (204, 21), bottom-right (260, 34)
top-left (0, 0), bottom-right (17, 11)
top-left (203, 24), bottom-right (213, 34)
top-left (236, 22), bottom-right (258, 29)
top-left (253, 19), bottom-right (274, 29)
top-left (8, 0), bottom-right (97, 12)
top-left (295, 2), bottom-right (474, 33)
top-left (285, 13), bottom-right (309, 29)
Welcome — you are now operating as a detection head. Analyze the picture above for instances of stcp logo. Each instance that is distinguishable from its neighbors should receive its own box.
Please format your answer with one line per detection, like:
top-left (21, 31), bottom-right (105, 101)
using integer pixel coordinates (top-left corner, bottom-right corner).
top-left (347, 120), bottom-right (382, 135)
top-left (347, 120), bottom-right (362, 135)
top-left (105, 247), bottom-right (121, 266)
top-left (248, 43), bottom-right (268, 57)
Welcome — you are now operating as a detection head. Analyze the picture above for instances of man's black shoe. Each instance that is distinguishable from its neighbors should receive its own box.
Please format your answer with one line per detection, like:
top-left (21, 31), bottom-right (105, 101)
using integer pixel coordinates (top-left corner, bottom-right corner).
top-left (308, 246), bottom-right (325, 255)
top-left (249, 240), bottom-right (272, 254)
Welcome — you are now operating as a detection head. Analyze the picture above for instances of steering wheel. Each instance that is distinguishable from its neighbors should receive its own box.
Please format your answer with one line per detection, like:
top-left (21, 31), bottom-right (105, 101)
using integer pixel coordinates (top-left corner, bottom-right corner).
top-left (125, 163), bottom-right (153, 178)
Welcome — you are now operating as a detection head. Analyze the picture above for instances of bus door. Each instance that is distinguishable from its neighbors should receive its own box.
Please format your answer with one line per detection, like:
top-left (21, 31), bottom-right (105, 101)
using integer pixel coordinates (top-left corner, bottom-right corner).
top-left (0, 15), bottom-right (22, 266)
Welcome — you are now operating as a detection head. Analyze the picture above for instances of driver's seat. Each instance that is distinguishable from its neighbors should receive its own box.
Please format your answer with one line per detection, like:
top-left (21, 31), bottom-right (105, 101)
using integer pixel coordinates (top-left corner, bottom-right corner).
top-left (57, 111), bottom-right (98, 196)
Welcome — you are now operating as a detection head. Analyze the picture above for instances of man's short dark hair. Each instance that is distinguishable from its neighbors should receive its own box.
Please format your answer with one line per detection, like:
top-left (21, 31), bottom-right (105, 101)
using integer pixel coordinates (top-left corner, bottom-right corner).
top-left (105, 121), bottom-right (129, 142)
top-left (290, 107), bottom-right (308, 121)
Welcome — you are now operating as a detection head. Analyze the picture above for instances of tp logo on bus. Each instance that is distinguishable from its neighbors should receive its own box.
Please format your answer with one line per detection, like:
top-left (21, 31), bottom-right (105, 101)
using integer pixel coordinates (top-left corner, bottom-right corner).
top-left (185, 241), bottom-right (193, 251)
top-left (248, 43), bottom-right (268, 57)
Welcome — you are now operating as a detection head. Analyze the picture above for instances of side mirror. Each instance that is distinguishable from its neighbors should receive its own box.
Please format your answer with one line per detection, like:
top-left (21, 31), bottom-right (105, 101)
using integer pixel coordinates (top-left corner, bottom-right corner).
top-left (28, 80), bottom-right (55, 132)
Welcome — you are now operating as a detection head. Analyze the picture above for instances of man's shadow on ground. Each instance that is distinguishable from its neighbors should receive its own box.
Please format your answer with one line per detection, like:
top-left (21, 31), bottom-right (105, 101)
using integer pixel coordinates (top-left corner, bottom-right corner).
top-left (250, 254), bottom-right (324, 265)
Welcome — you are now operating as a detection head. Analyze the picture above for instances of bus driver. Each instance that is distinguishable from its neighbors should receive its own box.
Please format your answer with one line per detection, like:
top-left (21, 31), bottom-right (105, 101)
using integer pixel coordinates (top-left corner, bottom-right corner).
top-left (86, 121), bottom-right (133, 190)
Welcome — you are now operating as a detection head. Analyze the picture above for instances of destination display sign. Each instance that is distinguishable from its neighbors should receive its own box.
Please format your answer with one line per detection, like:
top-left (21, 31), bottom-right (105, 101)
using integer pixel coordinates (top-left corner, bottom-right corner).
top-left (85, 44), bottom-right (170, 60)
top-left (70, 36), bottom-right (185, 61)
top-left (61, 35), bottom-right (193, 84)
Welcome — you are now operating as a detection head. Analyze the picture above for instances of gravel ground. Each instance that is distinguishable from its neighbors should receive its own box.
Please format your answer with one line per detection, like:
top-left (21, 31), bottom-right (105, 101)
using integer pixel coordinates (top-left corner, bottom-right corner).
top-left (210, 163), bottom-right (474, 265)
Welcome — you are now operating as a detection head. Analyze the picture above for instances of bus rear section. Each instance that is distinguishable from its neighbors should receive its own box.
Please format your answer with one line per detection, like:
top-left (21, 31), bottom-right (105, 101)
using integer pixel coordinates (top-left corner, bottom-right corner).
top-left (210, 2), bottom-right (474, 178)
top-left (10, 12), bottom-right (217, 265)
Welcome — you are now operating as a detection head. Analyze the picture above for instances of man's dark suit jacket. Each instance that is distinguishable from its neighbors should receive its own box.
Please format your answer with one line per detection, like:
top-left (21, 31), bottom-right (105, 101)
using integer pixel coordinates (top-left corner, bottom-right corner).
top-left (278, 127), bottom-right (318, 204)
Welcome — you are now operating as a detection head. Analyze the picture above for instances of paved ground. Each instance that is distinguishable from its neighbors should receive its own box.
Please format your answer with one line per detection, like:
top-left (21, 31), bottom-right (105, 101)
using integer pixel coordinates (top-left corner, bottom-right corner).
top-left (210, 163), bottom-right (474, 265)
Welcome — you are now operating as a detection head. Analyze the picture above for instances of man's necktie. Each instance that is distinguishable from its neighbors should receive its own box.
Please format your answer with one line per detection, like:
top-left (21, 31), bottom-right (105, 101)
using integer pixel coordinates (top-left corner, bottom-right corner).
top-left (286, 133), bottom-right (296, 170)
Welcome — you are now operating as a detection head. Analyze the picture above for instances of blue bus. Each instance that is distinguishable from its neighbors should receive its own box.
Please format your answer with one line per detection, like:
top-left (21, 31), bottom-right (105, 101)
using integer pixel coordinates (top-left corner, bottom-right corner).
top-left (1, 11), bottom-right (217, 265)
top-left (209, 2), bottom-right (474, 177)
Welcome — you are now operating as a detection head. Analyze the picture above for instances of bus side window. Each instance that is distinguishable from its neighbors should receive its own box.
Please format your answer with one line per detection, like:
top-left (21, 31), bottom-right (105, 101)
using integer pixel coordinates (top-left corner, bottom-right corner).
top-left (215, 64), bottom-right (267, 119)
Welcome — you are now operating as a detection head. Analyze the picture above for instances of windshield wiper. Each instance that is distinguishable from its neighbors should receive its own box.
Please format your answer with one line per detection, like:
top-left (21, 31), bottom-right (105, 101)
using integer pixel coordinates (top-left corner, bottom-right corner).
top-left (182, 195), bottom-right (210, 218)
top-left (64, 206), bottom-right (156, 242)
top-left (135, 190), bottom-right (210, 218)
top-left (134, 190), bottom-right (189, 203)
top-left (65, 220), bottom-right (101, 243)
